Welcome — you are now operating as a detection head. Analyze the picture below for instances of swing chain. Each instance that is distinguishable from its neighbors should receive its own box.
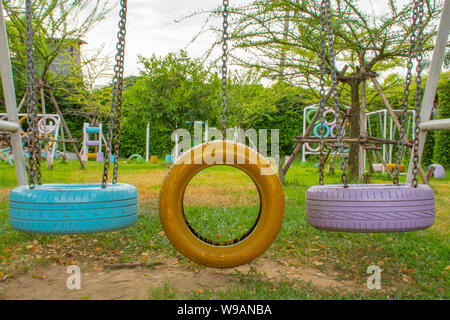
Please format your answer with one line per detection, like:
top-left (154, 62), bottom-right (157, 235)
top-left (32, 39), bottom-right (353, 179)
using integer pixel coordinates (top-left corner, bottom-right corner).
top-left (318, 0), bottom-right (328, 186)
top-left (220, 0), bottom-right (229, 136)
top-left (412, 0), bottom-right (425, 188)
top-left (320, 0), bottom-right (348, 187)
top-left (102, 0), bottom-right (127, 188)
top-left (25, 0), bottom-right (41, 189)
top-left (393, 0), bottom-right (424, 186)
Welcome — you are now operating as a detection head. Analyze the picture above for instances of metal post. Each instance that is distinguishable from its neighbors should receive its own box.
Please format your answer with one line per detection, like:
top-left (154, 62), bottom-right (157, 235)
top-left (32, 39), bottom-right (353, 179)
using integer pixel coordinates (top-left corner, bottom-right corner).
top-left (145, 123), bottom-right (149, 162)
top-left (407, 0), bottom-right (450, 183)
top-left (0, 2), bottom-right (28, 186)
top-left (382, 110), bottom-right (387, 174)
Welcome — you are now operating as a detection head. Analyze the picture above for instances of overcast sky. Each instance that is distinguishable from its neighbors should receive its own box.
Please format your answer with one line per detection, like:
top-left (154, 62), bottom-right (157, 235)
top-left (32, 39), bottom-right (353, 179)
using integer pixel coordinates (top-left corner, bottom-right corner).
top-left (83, 0), bottom-right (414, 85)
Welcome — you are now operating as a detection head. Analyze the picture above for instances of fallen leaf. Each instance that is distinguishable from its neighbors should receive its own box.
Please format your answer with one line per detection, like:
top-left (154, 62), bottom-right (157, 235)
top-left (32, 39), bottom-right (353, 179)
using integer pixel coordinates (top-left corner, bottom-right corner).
top-left (2, 248), bottom-right (12, 254)
top-left (158, 231), bottom-right (165, 237)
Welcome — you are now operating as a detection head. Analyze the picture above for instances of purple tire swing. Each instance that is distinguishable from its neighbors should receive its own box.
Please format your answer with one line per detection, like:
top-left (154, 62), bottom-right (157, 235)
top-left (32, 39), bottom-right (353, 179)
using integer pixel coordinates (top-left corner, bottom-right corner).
top-left (305, 0), bottom-right (435, 233)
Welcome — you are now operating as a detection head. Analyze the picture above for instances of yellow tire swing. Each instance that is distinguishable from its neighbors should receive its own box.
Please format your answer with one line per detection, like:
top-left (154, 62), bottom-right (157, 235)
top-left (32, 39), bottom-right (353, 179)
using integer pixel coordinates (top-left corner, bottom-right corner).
top-left (159, 1), bottom-right (285, 268)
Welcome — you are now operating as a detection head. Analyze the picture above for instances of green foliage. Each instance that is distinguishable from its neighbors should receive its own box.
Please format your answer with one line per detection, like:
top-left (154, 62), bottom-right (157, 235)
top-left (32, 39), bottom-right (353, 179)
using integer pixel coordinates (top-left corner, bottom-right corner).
top-left (433, 74), bottom-right (450, 168)
top-left (125, 50), bottom-right (220, 131)
top-left (422, 131), bottom-right (435, 169)
top-left (245, 84), bottom-right (313, 156)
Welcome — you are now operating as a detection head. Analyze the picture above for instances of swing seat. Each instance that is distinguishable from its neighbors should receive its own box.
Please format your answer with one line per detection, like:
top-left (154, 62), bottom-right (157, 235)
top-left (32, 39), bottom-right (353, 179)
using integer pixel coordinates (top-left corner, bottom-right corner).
top-left (305, 184), bottom-right (435, 233)
top-left (159, 140), bottom-right (285, 268)
top-left (9, 183), bottom-right (138, 234)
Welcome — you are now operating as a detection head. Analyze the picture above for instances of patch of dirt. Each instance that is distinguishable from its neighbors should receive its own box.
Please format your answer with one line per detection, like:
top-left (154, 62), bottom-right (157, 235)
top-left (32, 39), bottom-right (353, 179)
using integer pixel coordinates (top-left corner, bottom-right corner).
top-left (1, 258), bottom-right (365, 300)
top-left (0, 188), bottom-right (10, 202)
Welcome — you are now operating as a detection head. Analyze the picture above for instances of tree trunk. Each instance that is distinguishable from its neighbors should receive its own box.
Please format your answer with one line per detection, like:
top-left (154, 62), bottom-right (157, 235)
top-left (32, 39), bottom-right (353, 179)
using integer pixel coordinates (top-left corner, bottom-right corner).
top-left (348, 79), bottom-right (360, 180)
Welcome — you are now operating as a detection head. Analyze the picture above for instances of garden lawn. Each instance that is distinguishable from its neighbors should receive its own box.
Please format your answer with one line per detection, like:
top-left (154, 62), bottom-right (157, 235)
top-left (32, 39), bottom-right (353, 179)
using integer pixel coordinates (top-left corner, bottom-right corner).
top-left (0, 159), bottom-right (448, 299)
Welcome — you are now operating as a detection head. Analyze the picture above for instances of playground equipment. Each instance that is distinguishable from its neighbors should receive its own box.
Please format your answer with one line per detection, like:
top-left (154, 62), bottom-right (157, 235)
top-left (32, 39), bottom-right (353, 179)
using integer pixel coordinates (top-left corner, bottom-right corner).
top-left (304, 0), bottom-right (441, 233)
top-left (1, 113), bottom-right (62, 165)
top-left (279, 1), bottom-right (449, 185)
top-left (159, 0), bottom-right (284, 268)
top-left (128, 154), bottom-right (144, 163)
top-left (302, 105), bottom-right (349, 161)
top-left (427, 164), bottom-right (445, 180)
top-left (365, 109), bottom-right (416, 175)
top-left (1, 0), bottom-right (137, 234)
top-left (81, 122), bottom-right (106, 162)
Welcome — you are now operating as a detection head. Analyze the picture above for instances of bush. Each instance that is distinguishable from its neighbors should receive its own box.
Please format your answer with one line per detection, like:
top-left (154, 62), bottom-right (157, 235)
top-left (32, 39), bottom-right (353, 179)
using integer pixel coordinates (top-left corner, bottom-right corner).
top-left (433, 74), bottom-right (450, 168)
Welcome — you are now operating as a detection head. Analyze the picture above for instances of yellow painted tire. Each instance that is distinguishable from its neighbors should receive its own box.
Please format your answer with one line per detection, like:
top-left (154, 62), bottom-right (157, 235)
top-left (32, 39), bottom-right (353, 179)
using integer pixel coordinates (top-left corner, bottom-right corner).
top-left (19, 116), bottom-right (29, 135)
top-left (159, 140), bottom-right (285, 268)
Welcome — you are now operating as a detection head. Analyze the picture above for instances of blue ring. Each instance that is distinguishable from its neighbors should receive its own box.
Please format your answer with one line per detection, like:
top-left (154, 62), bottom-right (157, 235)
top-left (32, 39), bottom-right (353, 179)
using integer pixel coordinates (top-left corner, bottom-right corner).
top-left (313, 123), bottom-right (330, 138)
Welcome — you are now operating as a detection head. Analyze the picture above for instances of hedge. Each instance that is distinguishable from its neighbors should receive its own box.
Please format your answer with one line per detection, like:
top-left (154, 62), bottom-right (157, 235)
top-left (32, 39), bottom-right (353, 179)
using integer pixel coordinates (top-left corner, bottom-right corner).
top-left (433, 75), bottom-right (450, 168)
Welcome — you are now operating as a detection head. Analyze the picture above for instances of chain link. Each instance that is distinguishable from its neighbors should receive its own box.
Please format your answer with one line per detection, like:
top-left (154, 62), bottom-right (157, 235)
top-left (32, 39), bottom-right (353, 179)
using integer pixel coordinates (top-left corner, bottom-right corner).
top-left (412, 0), bottom-right (425, 188)
top-left (102, 0), bottom-right (127, 188)
top-left (393, 0), bottom-right (424, 187)
top-left (317, 0), bottom-right (327, 185)
top-left (25, 0), bottom-right (41, 188)
top-left (220, 0), bottom-right (229, 137)
top-left (320, 0), bottom-right (348, 187)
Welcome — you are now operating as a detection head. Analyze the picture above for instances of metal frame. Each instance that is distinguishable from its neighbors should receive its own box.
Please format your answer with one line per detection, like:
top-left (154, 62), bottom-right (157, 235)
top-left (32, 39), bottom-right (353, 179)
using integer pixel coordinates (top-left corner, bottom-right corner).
top-left (365, 109), bottom-right (416, 174)
top-left (0, 1), bottom-right (27, 185)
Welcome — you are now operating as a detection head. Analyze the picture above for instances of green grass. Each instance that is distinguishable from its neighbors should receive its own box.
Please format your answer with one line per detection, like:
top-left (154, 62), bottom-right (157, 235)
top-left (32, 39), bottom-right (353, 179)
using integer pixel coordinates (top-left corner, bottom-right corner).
top-left (0, 158), bottom-right (448, 299)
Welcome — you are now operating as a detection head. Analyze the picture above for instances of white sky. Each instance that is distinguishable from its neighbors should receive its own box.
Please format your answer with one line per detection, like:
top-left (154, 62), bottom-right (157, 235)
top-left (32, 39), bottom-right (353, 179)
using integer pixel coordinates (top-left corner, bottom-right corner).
top-left (83, 0), bottom-right (415, 85)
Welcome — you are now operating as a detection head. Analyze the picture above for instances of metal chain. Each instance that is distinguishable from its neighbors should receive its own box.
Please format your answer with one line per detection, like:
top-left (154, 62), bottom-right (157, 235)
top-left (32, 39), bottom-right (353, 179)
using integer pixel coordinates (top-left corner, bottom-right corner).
top-left (25, 0), bottom-right (41, 188)
top-left (317, 0), bottom-right (327, 185)
top-left (412, 0), bottom-right (425, 188)
top-left (322, 0), bottom-right (348, 187)
top-left (102, 0), bottom-right (127, 188)
top-left (393, 0), bottom-right (424, 186)
top-left (220, 0), bottom-right (229, 137)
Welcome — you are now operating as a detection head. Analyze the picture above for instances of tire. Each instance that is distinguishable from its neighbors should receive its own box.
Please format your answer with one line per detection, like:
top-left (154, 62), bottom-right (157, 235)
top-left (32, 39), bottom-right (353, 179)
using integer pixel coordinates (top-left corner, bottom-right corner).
top-left (313, 123), bottom-right (330, 138)
top-left (159, 140), bottom-right (285, 268)
top-left (305, 142), bottom-right (321, 152)
top-left (306, 109), bottom-right (317, 124)
top-left (9, 183), bottom-right (138, 234)
top-left (427, 164), bottom-right (445, 179)
top-left (306, 184), bottom-right (435, 232)
top-left (323, 109), bottom-right (336, 126)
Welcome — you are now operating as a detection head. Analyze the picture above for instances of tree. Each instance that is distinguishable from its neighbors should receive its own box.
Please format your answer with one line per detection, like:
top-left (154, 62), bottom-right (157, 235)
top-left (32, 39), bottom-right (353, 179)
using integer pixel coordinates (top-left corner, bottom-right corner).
top-left (2, 0), bottom-right (112, 93)
top-left (201, 0), bottom-right (442, 179)
top-left (124, 50), bottom-right (221, 132)
top-left (58, 51), bottom-right (113, 125)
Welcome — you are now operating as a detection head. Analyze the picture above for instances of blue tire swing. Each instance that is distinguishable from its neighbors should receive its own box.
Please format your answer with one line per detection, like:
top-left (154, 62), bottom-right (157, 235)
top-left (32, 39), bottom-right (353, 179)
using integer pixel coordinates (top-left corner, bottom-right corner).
top-left (9, 0), bottom-right (137, 234)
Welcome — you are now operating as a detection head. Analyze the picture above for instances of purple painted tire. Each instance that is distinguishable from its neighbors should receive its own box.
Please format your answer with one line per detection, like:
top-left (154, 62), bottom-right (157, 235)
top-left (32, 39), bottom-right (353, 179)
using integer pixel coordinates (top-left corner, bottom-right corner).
top-left (306, 184), bottom-right (435, 233)
top-left (427, 164), bottom-right (445, 179)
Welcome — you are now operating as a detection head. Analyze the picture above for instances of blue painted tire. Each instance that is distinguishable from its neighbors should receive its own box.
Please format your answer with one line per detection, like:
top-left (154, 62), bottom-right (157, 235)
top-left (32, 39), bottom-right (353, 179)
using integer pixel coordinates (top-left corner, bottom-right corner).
top-left (9, 183), bottom-right (138, 234)
top-left (313, 123), bottom-right (330, 138)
